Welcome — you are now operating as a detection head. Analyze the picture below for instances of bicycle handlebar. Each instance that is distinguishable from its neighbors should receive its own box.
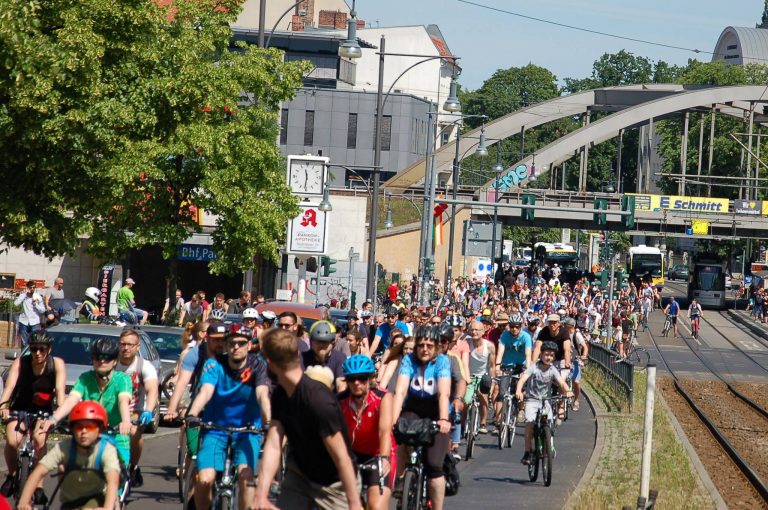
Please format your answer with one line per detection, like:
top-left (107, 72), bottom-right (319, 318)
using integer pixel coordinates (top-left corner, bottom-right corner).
top-left (185, 418), bottom-right (264, 434)
top-left (1, 410), bottom-right (51, 426)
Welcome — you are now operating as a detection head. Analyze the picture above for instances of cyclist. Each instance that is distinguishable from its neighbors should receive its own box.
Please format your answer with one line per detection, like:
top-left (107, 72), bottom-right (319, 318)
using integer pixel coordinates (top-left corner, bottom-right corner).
top-left (663, 296), bottom-right (681, 338)
top-left (186, 324), bottom-right (270, 510)
top-left (526, 315), bottom-right (542, 341)
top-left (370, 306), bottom-right (408, 357)
top-left (688, 297), bottom-right (703, 338)
top-left (464, 320), bottom-right (495, 434)
top-left (494, 314), bottom-right (532, 423)
top-left (531, 314), bottom-right (572, 421)
top-left (47, 338), bottom-right (133, 465)
top-left (391, 325), bottom-right (451, 510)
top-left (515, 341), bottom-right (573, 465)
top-left (301, 320), bottom-right (348, 393)
top-left (79, 287), bottom-right (102, 323)
top-left (253, 328), bottom-right (360, 510)
top-left (437, 323), bottom-right (468, 460)
top-left (17, 402), bottom-right (120, 510)
top-left (563, 318), bottom-right (588, 411)
top-left (0, 331), bottom-right (66, 502)
top-left (337, 355), bottom-right (395, 510)
top-left (116, 328), bottom-right (158, 487)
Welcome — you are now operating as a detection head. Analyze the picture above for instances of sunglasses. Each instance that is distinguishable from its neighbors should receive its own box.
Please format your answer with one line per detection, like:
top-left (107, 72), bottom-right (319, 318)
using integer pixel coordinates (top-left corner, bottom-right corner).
top-left (277, 323), bottom-right (293, 329)
top-left (92, 354), bottom-right (116, 362)
top-left (228, 340), bottom-right (249, 349)
top-left (416, 343), bottom-right (435, 350)
top-left (345, 375), bottom-right (370, 383)
top-left (72, 421), bottom-right (100, 433)
top-left (30, 346), bottom-right (49, 353)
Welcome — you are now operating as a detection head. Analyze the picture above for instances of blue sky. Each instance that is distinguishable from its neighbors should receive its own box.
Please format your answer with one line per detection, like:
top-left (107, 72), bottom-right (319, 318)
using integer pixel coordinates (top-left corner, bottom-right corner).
top-left (359, 0), bottom-right (763, 89)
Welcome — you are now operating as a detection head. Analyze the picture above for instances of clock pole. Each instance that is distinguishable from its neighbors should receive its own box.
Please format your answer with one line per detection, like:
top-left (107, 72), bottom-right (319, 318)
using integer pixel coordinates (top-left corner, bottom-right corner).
top-left (366, 35), bottom-right (385, 309)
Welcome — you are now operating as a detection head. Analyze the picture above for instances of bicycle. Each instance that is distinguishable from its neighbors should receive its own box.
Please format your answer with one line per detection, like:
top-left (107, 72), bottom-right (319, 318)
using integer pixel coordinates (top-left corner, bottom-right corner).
top-left (394, 419), bottom-right (438, 510)
top-left (690, 314), bottom-right (701, 339)
top-left (357, 456), bottom-right (386, 509)
top-left (494, 366), bottom-right (523, 450)
top-left (661, 314), bottom-right (673, 337)
top-left (1, 410), bottom-right (50, 502)
top-left (625, 342), bottom-right (651, 369)
top-left (185, 419), bottom-right (263, 510)
top-left (463, 383), bottom-right (481, 460)
top-left (526, 395), bottom-right (569, 487)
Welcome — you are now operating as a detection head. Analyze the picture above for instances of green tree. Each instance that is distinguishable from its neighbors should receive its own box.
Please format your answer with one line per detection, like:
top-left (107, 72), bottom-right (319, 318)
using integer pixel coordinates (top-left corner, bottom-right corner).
top-left (0, 0), bottom-right (309, 274)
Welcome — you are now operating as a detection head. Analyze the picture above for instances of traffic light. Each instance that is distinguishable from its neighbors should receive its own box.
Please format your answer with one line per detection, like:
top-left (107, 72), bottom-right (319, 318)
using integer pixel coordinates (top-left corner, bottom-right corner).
top-left (350, 291), bottom-right (357, 308)
top-left (593, 198), bottom-right (608, 226)
top-left (321, 256), bottom-right (337, 276)
top-left (425, 258), bottom-right (435, 275)
top-left (621, 195), bottom-right (635, 229)
top-left (306, 257), bottom-right (318, 273)
top-left (520, 194), bottom-right (536, 222)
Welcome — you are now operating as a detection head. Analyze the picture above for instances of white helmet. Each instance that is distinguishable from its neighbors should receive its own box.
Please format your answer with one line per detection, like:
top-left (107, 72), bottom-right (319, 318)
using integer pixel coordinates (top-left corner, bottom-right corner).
top-left (210, 308), bottom-right (226, 321)
top-left (85, 287), bottom-right (101, 302)
top-left (242, 308), bottom-right (259, 320)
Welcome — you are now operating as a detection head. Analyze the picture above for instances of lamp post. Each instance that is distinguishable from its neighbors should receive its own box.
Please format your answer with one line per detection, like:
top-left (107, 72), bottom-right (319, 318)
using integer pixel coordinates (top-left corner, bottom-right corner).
top-left (491, 145), bottom-right (504, 280)
top-left (366, 36), bottom-right (460, 306)
top-left (445, 121), bottom-right (488, 287)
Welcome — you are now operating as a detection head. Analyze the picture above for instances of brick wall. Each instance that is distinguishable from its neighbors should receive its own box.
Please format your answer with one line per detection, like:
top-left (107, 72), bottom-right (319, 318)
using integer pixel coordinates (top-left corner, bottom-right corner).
top-left (318, 10), bottom-right (347, 29)
top-left (292, 14), bottom-right (304, 32)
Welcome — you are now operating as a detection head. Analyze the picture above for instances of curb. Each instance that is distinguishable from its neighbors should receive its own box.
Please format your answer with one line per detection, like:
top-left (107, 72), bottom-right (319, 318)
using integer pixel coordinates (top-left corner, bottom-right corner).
top-left (655, 388), bottom-right (727, 510)
top-left (725, 309), bottom-right (768, 340)
top-left (563, 387), bottom-right (602, 509)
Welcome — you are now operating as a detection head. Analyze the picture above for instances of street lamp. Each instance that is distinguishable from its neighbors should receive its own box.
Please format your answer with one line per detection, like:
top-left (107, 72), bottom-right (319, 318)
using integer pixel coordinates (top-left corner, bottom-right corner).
top-left (490, 146), bottom-right (504, 278)
top-left (476, 125), bottom-right (489, 158)
top-left (601, 180), bottom-right (616, 193)
top-left (338, 3), bottom-right (362, 59)
top-left (443, 76), bottom-right (461, 113)
top-left (383, 197), bottom-right (394, 230)
top-left (318, 183), bottom-right (333, 212)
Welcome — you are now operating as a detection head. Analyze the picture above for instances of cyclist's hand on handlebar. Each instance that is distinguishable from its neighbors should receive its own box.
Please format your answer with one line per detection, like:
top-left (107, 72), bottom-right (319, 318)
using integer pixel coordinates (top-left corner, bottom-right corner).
top-left (138, 411), bottom-right (154, 426)
top-left (16, 501), bottom-right (32, 510)
top-left (437, 420), bottom-right (451, 434)
top-left (566, 390), bottom-right (574, 398)
top-left (119, 420), bottom-right (132, 435)
top-left (0, 408), bottom-right (9, 420)
top-left (515, 390), bottom-right (524, 401)
top-left (251, 493), bottom-right (279, 510)
top-left (44, 418), bottom-right (57, 432)
top-left (164, 410), bottom-right (178, 422)
top-left (185, 415), bottom-right (201, 428)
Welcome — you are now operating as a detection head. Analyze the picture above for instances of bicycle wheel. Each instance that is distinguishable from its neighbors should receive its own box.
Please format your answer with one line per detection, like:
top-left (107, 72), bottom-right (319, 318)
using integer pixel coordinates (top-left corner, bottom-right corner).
top-left (542, 426), bottom-right (553, 487)
top-left (401, 469), bottom-right (420, 510)
top-left (16, 454), bottom-right (30, 500)
top-left (177, 435), bottom-right (188, 502)
top-left (465, 402), bottom-right (478, 460)
top-left (527, 448), bottom-right (539, 482)
top-left (629, 347), bottom-right (650, 369)
top-left (497, 399), bottom-right (508, 450)
top-left (182, 456), bottom-right (197, 510)
top-left (217, 492), bottom-right (232, 510)
top-left (507, 399), bottom-right (517, 449)
top-left (662, 320), bottom-right (670, 337)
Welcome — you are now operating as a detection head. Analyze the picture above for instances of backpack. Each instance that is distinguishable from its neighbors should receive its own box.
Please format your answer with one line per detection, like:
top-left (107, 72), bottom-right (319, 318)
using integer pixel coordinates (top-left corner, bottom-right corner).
top-left (443, 453), bottom-right (460, 496)
top-left (66, 435), bottom-right (111, 473)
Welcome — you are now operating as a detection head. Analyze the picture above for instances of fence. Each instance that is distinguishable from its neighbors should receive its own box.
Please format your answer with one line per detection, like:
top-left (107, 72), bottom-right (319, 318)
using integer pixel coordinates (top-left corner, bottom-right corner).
top-left (587, 341), bottom-right (634, 412)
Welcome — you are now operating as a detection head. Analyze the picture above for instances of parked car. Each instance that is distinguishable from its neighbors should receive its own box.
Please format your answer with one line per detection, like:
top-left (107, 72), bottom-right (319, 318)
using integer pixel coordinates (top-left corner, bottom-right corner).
top-left (255, 302), bottom-right (324, 332)
top-left (136, 325), bottom-right (185, 410)
top-left (5, 323), bottom-right (168, 433)
top-left (668, 264), bottom-right (689, 281)
top-left (725, 273), bottom-right (732, 290)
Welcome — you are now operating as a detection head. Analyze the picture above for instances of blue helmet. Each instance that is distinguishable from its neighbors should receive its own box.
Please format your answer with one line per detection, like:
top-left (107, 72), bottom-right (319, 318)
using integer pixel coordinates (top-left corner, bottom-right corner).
top-left (342, 355), bottom-right (376, 377)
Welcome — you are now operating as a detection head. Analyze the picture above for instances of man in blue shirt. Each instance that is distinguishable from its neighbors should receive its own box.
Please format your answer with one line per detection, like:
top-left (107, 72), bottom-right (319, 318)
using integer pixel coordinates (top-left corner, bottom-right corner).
top-left (663, 296), bottom-right (681, 338)
top-left (370, 306), bottom-right (408, 355)
top-left (187, 324), bottom-right (270, 510)
top-left (493, 314), bottom-right (532, 421)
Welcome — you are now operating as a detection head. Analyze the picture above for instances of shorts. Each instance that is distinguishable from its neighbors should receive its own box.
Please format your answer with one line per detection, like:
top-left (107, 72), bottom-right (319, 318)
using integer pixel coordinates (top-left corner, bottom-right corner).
top-left (524, 399), bottom-right (552, 423)
top-left (494, 366), bottom-right (524, 403)
top-left (571, 361), bottom-right (581, 382)
top-left (278, 461), bottom-right (360, 510)
top-left (197, 430), bottom-right (262, 471)
top-left (669, 315), bottom-right (678, 325)
top-left (103, 433), bottom-right (130, 466)
top-left (463, 376), bottom-right (489, 405)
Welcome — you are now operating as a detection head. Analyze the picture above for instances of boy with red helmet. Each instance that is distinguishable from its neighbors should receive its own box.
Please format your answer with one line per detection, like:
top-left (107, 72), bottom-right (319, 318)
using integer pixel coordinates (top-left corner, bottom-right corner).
top-left (17, 401), bottom-right (121, 510)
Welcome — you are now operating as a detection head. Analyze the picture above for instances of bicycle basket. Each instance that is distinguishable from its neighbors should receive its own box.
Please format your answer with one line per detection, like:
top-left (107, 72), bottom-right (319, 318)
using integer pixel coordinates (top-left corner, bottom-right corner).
top-left (393, 418), bottom-right (436, 447)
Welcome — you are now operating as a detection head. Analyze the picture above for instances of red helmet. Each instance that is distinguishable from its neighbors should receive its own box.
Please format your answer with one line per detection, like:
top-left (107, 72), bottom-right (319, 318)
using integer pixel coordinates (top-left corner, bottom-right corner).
top-left (69, 401), bottom-right (108, 429)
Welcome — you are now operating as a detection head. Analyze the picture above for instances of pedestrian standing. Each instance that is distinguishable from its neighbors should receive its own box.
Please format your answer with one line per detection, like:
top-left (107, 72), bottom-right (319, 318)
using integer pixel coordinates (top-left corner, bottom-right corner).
top-left (14, 280), bottom-right (45, 347)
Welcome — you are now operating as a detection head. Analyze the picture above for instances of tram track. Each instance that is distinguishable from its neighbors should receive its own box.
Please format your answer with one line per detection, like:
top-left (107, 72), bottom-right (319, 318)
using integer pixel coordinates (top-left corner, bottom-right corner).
top-left (647, 320), bottom-right (768, 505)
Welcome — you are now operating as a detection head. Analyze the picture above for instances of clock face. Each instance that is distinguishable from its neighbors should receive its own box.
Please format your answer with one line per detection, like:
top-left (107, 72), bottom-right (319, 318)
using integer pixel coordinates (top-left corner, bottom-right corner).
top-left (289, 160), bottom-right (324, 195)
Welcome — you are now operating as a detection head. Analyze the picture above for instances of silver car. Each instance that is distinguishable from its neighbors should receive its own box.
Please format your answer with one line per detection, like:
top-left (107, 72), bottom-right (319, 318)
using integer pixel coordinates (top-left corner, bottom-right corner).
top-left (6, 323), bottom-right (167, 433)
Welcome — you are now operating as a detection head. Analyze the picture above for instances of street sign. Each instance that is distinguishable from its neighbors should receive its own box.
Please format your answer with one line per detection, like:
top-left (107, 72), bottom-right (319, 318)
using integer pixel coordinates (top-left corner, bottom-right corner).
top-left (691, 220), bottom-right (709, 235)
top-left (177, 244), bottom-right (218, 261)
top-left (286, 203), bottom-right (329, 255)
top-left (462, 221), bottom-right (502, 258)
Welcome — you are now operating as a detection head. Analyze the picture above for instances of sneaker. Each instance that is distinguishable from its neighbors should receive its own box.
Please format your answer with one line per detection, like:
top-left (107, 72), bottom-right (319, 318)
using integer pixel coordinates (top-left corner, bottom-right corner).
top-left (0, 475), bottom-right (14, 497)
top-left (572, 400), bottom-right (580, 412)
top-left (520, 451), bottom-right (532, 465)
top-left (131, 466), bottom-right (144, 488)
top-left (32, 487), bottom-right (48, 506)
top-left (451, 449), bottom-right (462, 462)
top-left (517, 409), bottom-right (526, 423)
top-left (478, 426), bottom-right (488, 434)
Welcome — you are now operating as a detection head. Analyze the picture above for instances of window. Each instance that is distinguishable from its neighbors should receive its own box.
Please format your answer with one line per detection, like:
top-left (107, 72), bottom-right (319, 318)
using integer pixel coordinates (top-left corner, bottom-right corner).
top-left (304, 110), bottom-right (315, 146)
top-left (724, 54), bottom-right (740, 60)
top-left (347, 113), bottom-right (358, 149)
top-left (727, 44), bottom-right (737, 50)
top-left (279, 109), bottom-right (288, 145)
top-left (380, 115), bottom-right (392, 151)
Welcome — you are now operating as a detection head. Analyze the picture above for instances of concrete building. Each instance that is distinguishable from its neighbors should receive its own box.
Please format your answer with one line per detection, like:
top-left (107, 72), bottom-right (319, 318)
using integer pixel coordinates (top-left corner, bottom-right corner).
top-left (712, 26), bottom-right (768, 65)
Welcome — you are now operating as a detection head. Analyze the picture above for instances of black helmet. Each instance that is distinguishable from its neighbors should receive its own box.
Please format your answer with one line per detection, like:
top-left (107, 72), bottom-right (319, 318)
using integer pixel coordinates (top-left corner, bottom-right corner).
top-left (413, 325), bottom-right (440, 342)
top-left (29, 331), bottom-right (53, 346)
top-left (461, 307), bottom-right (474, 318)
top-left (386, 306), bottom-right (399, 317)
top-left (437, 322), bottom-right (454, 342)
top-left (309, 320), bottom-right (336, 342)
top-left (540, 341), bottom-right (559, 355)
top-left (90, 337), bottom-right (119, 359)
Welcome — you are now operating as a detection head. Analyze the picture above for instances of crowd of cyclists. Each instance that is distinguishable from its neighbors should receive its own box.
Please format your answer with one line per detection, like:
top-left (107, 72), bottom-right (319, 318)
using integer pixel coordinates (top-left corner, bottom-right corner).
top-left (0, 261), bottom-right (675, 509)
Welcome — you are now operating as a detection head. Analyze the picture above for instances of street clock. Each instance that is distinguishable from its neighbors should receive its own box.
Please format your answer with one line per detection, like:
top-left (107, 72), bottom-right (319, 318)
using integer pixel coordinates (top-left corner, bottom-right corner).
top-left (287, 155), bottom-right (329, 196)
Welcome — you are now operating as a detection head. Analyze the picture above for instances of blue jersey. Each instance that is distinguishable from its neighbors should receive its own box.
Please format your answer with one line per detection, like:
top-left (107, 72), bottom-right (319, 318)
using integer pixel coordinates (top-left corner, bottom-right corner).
top-left (668, 301), bottom-right (680, 316)
top-left (375, 321), bottom-right (409, 351)
top-left (499, 330), bottom-right (532, 367)
top-left (199, 354), bottom-right (268, 430)
top-left (398, 353), bottom-right (451, 400)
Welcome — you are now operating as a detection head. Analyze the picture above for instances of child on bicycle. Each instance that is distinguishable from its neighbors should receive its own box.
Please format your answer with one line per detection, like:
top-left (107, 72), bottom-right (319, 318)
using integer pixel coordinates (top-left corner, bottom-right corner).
top-left (514, 341), bottom-right (573, 466)
top-left (17, 401), bottom-right (120, 510)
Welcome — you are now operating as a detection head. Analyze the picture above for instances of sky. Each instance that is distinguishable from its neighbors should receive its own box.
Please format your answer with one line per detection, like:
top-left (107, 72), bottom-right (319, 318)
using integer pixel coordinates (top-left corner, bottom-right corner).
top-left (358, 0), bottom-right (763, 90)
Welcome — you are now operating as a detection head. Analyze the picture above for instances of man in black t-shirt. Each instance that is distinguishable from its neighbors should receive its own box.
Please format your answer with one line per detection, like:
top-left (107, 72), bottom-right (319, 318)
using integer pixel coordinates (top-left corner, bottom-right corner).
top-left (531, 314), bottom-right (572, 378)
top-left (253, 329), bottom-right (360, 510)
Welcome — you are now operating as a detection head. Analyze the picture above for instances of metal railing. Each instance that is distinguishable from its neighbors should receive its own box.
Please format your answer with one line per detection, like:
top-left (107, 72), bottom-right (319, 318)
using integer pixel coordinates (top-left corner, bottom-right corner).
top-left (587, 341), bottom-right (634, 412)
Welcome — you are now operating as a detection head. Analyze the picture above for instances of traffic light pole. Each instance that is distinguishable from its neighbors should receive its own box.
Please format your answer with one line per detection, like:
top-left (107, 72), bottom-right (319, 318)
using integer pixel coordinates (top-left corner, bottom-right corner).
top-left (606, 241), bottom-right (616, 345)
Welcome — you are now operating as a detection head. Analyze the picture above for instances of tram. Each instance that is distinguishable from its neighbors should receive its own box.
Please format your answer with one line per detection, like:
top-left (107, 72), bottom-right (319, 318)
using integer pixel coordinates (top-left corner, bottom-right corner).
top-left (688, 255), bottom-right (727, 309)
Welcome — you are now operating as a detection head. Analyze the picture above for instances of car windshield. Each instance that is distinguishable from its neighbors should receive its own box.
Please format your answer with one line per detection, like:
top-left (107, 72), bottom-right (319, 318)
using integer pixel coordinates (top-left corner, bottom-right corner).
top-left (47, 332), bottom-right (111, 365)
top-left (144, 330), bottom-right (184, 360)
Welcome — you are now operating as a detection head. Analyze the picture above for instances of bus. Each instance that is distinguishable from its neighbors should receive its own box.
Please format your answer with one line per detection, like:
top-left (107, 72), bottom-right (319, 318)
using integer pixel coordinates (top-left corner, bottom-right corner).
top-left (534, 242), bottom-right (578, 269)
top-left (627, 245), bottom-right (665, 291)
top-left (688, 256), bottom-right (727, 309)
